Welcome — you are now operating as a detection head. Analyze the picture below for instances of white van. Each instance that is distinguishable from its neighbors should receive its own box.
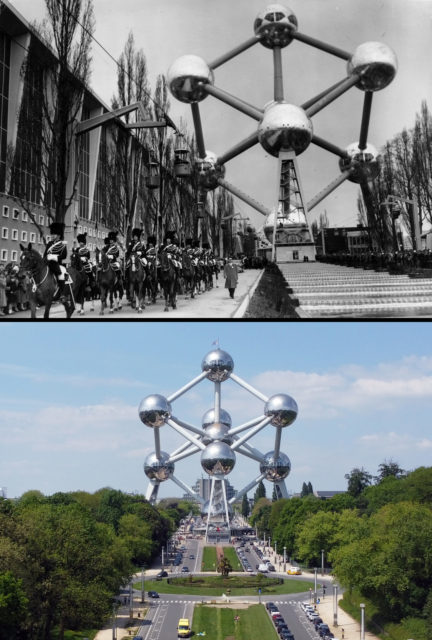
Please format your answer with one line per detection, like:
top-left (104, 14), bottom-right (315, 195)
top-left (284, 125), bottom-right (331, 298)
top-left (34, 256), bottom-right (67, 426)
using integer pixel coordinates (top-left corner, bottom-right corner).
top-left (258, 564), bottom-right (269, 573)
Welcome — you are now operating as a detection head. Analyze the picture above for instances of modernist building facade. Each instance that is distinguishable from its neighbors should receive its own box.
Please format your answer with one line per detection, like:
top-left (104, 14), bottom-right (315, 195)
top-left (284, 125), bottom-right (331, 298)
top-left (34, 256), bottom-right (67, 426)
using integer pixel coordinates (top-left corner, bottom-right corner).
top-left (182, 476), bottom-right (236, 504)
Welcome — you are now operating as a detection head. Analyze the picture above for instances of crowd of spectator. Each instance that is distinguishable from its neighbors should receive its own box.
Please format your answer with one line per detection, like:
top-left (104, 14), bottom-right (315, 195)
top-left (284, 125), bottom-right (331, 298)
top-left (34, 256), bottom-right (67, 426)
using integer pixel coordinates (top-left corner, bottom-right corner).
top-left (240, 254), bottom-right (268, 269)
top-left (317, 248), bottom-right (432, 270)
top-left (0, 263), bottom-right (31, 315)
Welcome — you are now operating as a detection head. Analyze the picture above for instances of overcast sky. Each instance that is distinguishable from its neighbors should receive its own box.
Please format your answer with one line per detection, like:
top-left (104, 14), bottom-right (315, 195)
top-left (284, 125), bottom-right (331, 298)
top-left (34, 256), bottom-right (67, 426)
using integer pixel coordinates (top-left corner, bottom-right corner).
top-left (9, 0), bottom-right (432, 234)
top-left (1, 322), bottom-right (431, 500)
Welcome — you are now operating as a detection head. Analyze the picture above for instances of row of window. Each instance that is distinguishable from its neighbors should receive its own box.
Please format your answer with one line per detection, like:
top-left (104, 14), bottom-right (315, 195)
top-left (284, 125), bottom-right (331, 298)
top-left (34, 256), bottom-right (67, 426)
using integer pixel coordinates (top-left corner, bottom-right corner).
top-left (1, 250), bottom-right (19, 262)
top-left (2, 205), bottom-right (44, 224)
top-left (2, 228), bottom-right (38, 242)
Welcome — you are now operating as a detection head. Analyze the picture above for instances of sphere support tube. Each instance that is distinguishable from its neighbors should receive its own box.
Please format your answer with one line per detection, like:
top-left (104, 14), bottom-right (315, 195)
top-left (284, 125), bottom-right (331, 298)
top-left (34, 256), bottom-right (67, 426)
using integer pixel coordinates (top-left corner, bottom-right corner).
top-left (301, 78), bottom-right (348, 111)
top-left (311, 135), bottom-right (350, 159)
top-left (229, 372), bottom-right (269, 402)
top-left (275, 479), bottom-right (289, 499)
top-left (168, 445), bottom-right (201, 464)
top-left (306, 75), bottom-right (360, 118)
top-left (169, 474), bottom-right (206, 505)
top-left (214, 381), bottom-right (221, 423)
top-left (169, 415), bottom-right (207, 438)
top-left (191, 103), bottom-right (207, 159)
top-left (167, 371), bottom-right (208, 403)
top-left (230, 415), bottom-right (268, 437)
top-left (291, 31), bottom-right (351, 61)
top-left (228, 473), bottom-right (266, 505)
top-left (230, 417), bottom-right (273, 451)
top-left (217, 179), bottom-right (271, 217)
top-left (273, 46), bottom-right (284, 102)
top-left (169, 439), bottom-right (199, 459)
top-left (203, 84), bottom-right (264, 122)
top-left (235, 444), bottom-right (266, 464)
top-left (205, 477), bottom-right (216, 541)
top-left (165, 418), bottom-right (207, 450)
top-left (359, 91), bottom-right (373, 150)
top-left (217, 131), bottom-right (260, 166)
top-left (273, 426), bottom-right (282, 459)
top-left (145, 479), bottom-right (160, 505)
top-left (221, 475), bottom-right (231, 531)
top-left (209, 36), bottom-right (260, 70)
top-left (154, 428), bottom-right (161, 460)
top-left (307, 170), bottom-right (354, 211)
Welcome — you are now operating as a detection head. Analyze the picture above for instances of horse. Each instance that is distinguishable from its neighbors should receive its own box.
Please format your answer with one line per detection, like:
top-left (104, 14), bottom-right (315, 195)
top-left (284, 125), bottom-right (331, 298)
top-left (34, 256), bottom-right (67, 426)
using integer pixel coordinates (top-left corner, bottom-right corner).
top-left (95, 248), bottom-right (123, 315)
top-left (159, 251), bottom-right (177, 312)
top-left (204, 261), bottom-right (214, 291)
top-left (212, 260), bottom-right (220, 288)
top-left (69, 252), bottom-right (95, 315)
top-left (127, 253), bottom-right (146, 313)
top-left (145, 258), bottom-right (159, 304)
top-left (18, 243), bottom-right (86, 319)
top-left (181, 253), bottom-right (196, 299)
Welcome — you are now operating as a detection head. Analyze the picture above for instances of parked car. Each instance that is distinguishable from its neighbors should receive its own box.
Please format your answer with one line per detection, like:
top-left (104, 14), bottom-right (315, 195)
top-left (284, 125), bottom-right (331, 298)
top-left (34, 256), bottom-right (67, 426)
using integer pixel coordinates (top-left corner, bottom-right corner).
top-left (271, 612), bottom-right (282, 620)
top-left (148, 591), bottom-right (159, 598)
top-left (323, 634), bottom-right (335, 639)
top-left (181, 566), bottom-right (189, 573)
top-left (278, 626), bottom-right (290, 635)
top-left (156, 571), bottom-right (168, 578)
top-left (274, 619), bottom-right (287, 627)
top-left (189, 555), bottom-right (195, 559)
top-left (319, 628), bottom-right (331, 637)
top-left (280, 633), bottom-right (294, 640)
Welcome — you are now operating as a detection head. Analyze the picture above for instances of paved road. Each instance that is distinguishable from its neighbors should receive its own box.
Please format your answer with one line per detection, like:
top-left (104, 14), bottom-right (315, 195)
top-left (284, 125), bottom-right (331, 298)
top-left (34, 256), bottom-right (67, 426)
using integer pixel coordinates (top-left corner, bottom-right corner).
top-left (6, 269), bottom-right (263, 320)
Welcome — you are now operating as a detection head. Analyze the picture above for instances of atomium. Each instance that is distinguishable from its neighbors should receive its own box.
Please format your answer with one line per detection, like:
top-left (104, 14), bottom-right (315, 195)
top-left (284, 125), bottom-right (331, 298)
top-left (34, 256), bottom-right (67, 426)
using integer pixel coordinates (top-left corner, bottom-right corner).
top-left (201, 498), bottom-right (233, 522)
top-left (195, 151), bottom-right (226, 191)
top-left (260, 450), bottom-right (291, 481)
top-left (202, 408), bottom-right (232, 429)
top-left (202, 422), bottom-right (233, 446)
top-left (201, 441), bottom-right (236, 476)
top-left (139, 394), bottom-right (172, 428)
top-left (254, 4), bottom-right (298, 49)
top-left (348, 42), bottom-right (398, 92)
top-left (264, 393), bottom-right (298, 427)
top-left (201, 348), bottom-right (234, 382)
top-left (339, 142), bottom-right (382, 184)
top-left (166, 54), bottom-right (214, 103)
top-left (258, 102), bottom-right (313, 157)
top-left (144, 451), bottom-right (174, 481)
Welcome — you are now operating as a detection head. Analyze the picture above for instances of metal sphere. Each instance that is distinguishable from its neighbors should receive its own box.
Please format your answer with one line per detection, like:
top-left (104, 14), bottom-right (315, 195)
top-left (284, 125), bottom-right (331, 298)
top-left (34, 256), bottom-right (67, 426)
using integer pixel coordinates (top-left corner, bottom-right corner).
top-left (254, 4), bottom-right (298, 49)
top-left (138, 394), bottom-right (172, 428)
top-left (264, 393), bottom-right (298, 427)
top-left (258, 102), bottom-right (313, 157)
top-left (263, 202), bottom-right (311, 244)
top-left (195, 151), bottom-right (226, 191)
top-left (201, 499), bottom-right (233, 522)
top-left (200, 442), bottom-right (236, 476)
top-left (260, 450), bottom-right (291, 482)
top-left (201, 348), bottom-right (234, 382)
top-left (202, 408), bottom-right (232, 430)
top-left (167, 55), bottom-right (214, 103)
top-left (347, 42), bottom-right (398, 92)
top-left (202, 423), bottom-right (233, 446)
top-left (144, 451), bottom-right (174, 482)
top-left (339, 142), bottom-right (382, 184)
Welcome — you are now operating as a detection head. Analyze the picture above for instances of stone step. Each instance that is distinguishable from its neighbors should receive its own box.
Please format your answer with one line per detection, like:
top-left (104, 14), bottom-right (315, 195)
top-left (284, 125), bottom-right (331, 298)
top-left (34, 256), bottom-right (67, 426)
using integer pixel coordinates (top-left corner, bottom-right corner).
top-left (294, 286), bottom-right (432, 296)
top-left (300, 296), bottom-right (432, 307)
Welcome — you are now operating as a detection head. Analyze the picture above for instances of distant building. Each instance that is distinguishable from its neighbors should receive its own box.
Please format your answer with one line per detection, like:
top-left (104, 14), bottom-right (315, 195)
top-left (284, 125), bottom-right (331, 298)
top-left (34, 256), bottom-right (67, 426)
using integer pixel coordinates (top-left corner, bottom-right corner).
top-left (291, 490), bottom-right (346, 499)
top-left (314, 226), bottom-right (372, 255)
top-left (182, 476), bottom-right (236, 503)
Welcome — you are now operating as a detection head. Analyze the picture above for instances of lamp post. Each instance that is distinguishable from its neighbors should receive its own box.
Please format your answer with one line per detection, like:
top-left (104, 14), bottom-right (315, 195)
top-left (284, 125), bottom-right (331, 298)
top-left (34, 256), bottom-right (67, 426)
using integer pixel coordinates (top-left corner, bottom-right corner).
top-left (112, 601), bottom-right (117, 640)
top-left (283, 547), bottom-right (286, 573)
top-left (360, 603), bottom-right (365, 640)
top-left (141, 565), bottom-right (146, 604)
top-left (314, 568), bottom-right (317, 604)
top-left (333, 582), bottom-right (338, 627)
top-left (275, 541), bottom-right (277, 562)
top-left (129, 583), bottom-right (133, 622)
top-left (321, 549), bottom-right (324, 576)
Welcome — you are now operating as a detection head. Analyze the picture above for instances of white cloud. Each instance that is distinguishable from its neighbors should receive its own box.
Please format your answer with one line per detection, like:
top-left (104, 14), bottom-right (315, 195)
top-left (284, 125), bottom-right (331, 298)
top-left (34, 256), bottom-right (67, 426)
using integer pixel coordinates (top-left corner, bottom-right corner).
top-left (418, 439), bottom-right (432, 449)
top-left (360, 434), bottom-right (379, 441)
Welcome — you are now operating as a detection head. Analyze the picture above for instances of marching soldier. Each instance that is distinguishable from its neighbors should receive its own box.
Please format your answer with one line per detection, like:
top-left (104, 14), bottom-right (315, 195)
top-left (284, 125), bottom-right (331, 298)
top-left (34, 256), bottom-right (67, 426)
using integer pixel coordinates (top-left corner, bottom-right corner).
top-left (43, 221), bottom-right (68, 302)
top-left (125, 228), bottom-right (146, 270)
top-left (73, 232), bottom-right (95, 287)
top-left (102, 231), bottom-right (124, 287)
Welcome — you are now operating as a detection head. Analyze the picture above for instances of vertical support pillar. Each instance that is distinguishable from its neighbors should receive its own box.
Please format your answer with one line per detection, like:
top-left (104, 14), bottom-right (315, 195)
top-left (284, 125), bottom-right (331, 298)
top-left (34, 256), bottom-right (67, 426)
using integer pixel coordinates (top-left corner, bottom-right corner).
top-left (321, 549), bottom-right (324, 576)
top-left (214, 381), bottom-right (221, 423)
top-left (154, 428), bottom-right (161, 460)
top-left (334, 584), bottom-right (338, 626)
top-left (273, 47), bottom-right (284, 102)
top-left (206, 476), bottom-right (215, 542)
top-left (360, 604), bottom-right (365, 640)
top-left (314, 567), bottom-right (317, 603)
top-left (283, 547), bottom-right (286, 573)
top-left (221, 476), bottom-right (230, 538)
top-left (321, 228), bottom-right (326, 255)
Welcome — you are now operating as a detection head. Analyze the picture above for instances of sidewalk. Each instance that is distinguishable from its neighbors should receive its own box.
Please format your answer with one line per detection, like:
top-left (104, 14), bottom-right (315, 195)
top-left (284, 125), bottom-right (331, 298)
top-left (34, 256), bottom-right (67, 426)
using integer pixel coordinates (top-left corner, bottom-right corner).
top-left (94, 596), bottom-right (148, 640)
top-left (313, 594), bottom-right (380, 640)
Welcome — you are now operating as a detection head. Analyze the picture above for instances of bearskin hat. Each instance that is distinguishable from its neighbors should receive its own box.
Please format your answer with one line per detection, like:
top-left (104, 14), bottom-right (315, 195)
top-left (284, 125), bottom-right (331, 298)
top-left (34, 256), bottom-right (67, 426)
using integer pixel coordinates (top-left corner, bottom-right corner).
top-left (202, 242), bottom-right (210, 249)
top-left (132, 228), bottom-right (142, 239)
top-left (147, 236), bottom-right (156, 246)
top-left (77, 232), bottom-right (87, 244)
top-left (108, 231), bottom-right (117, 242)
top-left (186, 238), bottom-right (193, 246)
top-left (50, 221), bottom-right (65, 237)
top-left (104, 237), bottom-right (111, 245)
top-left (165, 231), bottom-right (175, 242)
top-left (193, 240), bottom-right (200, 249)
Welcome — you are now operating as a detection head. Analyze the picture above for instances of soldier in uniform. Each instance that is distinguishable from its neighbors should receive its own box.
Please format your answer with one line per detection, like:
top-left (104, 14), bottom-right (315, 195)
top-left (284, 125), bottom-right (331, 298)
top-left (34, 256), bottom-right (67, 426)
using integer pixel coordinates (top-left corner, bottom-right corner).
top-left (185, 238), bottom-right (194, 258)
top-left (192, 240), bottom-right (202, 266)
top-left (43, 221), bottom-right (68, 302)
top-left (125, 228), bottom-right (146, 270)
top-left (102, 231), bottom-right (124, 287)
top-left (73, 232), bottom-right (95, 287)
top-left (161, 232), bottom-right (182, 276)
top-left (146, 236), bottom-right (157, 261)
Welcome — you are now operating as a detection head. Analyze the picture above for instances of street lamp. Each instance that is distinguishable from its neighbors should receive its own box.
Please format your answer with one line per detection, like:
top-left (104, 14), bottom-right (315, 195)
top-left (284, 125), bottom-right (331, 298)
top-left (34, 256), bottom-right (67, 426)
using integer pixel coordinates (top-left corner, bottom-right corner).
top-left (129, 582), bottom-right (133, 623)
top-left (360, 603), bottom-right (365, 640)
top-left (333, 582), bottom-right (338, 627)
top-left (141, 565), bottom-right (146, 604)
top-left (321, 549), bottom-right (324, 577)
top-left (283, 547), bottom-right (286, 573)
top-left (314, 567), bottom-right (317, 604)
top-left (112, 601), bottom-right (118, 640)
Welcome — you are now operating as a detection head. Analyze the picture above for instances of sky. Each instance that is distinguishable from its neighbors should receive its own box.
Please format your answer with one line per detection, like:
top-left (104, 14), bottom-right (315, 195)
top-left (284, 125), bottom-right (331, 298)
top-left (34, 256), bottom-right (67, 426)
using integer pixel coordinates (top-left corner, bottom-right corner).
top-left (8, 0), bottom-right (432, 235)
top-left (1, 322), bottom-right (432, 501)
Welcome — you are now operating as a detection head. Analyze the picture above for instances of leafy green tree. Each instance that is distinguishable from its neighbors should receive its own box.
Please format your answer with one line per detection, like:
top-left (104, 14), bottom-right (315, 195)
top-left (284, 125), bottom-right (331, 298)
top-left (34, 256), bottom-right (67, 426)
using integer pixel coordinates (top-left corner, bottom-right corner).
top-left (301, 482), bottom-right (308, 497)
top-left (307, 482), bottom-right (314, 495)
top-left (241, 494), bottom-right (250, 518)
top-left (374, 458), bottom-right (406, 483)
top-left (344, 467), bottom-right (373, 497)
top-left (217, 557), bottom-right (233, 577)
top-left (118, 514), bottom-right (154, 564)
top-left (0, 570), bottom-right (28, 640)
top-left (17, 490), bottom-right (45, 507)
top-left (96, 488), bottom-right (126, 532)
top-left (271, 497), bottom-right (325, 557)
top-left (254, 481), bottom-right (266, 503)
top-left (403, 466), bottom-right (432, 504)
top-left (424, 589), bottom-right (432, 640)
top-left (272, 486), bottom-right (278, 502)
top-left (295, 510), bottom-right (340, 565)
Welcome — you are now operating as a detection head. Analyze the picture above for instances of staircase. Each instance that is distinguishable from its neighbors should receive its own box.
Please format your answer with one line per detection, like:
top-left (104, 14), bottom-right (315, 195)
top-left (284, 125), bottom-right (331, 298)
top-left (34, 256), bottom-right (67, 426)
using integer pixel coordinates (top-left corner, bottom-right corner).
top-left (278, 262), bottom-right (432, 318)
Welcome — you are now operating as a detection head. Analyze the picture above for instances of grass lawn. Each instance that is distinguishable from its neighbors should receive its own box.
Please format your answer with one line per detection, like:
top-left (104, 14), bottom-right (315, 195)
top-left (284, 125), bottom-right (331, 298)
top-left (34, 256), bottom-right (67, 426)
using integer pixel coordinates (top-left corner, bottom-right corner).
top-left (192, 603), bottom-right (278, 640)
top-left (202, 546), bottom-right (218, 572)
top-left (223, 547), bottom-right (244, 572)
top-left (134, 575), bottom-right (317, 596)
top-left (51, 629), bottom-right (99, 640)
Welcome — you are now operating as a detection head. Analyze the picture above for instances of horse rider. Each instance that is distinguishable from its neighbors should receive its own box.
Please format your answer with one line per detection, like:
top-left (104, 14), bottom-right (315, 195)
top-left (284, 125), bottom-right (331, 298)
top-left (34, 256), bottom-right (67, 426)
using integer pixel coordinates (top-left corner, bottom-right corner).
top-left (125, 228), bottom-right (147, 271)
top-left (73, 232), bottom-right (95, 287)
top-left (43, 221), bottom-right (68, 302)
top-left (102, 231), bottom-right (124, 287)
top-left (161, 232), bottom-right (182, 276)
top-left (192, 240), bottom-right (202, 267)
top-left (185, 238), bottom-right (194, 259)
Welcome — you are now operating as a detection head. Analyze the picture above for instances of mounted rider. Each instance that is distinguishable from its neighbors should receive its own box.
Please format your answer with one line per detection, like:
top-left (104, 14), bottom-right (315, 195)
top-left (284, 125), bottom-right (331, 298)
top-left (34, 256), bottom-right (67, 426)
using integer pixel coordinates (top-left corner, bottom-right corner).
top-left (72, 232), bottom-right (95, 286)
top-left (43, 221), bottom-right (68, 302)
top-left (192, 239), bottom-right (202, 267)
top-left (125, 228), bottom-right (147, 271)
top-left (161, 231), bottom-right (182, 276)
top-left (185, 238), bottom-right (194, 259)
top-left (102, 231), bottom-right (124, 287)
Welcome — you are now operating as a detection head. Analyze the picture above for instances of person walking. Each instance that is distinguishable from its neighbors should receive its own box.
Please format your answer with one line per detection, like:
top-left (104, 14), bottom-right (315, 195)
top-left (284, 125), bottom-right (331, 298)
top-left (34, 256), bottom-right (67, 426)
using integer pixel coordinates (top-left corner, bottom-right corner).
top-left (224, 256), bottom-right (238, 299)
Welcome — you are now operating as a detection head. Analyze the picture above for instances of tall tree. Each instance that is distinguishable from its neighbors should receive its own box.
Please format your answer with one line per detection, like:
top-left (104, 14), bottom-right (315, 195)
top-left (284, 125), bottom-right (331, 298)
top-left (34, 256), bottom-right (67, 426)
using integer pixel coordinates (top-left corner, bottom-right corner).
top-left (300, 482), bottom-right (308, 498)
top-left (254, 481), bottom-right (266, 503)
top-left (374, 458), bottom-right (406, 483)
top-left (307, 482), bottom-right (313, 495)
top-left (344, 467), bottom-right (373, 497)
top-left (272, 486), bottom-right (278, 502)
top-left (0, 571), bottom-right (28, 640)
top-left (241, 494), bottom-right (250, 518)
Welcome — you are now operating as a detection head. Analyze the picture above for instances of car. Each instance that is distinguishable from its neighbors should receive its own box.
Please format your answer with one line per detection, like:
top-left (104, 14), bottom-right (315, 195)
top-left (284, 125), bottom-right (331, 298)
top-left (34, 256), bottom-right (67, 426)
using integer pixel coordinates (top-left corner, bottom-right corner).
top-left (319, 628), bottom-right (331, 637)
top-left (278, 626), bottom-right (290, 635)
top-left (189, 555), bottom-right (195, 559)
top-left (323, 635), bottom-right (335, 639)
top-left (266, 602), bottom-right (275, 611)
top-left (245, 547), bottom-right (250, 552)
top-left (156, 571), bottom-right (168, 578)
top-left (274, 619), bottom-right (286, 627)
top-left (246, 567), bottom-right (253, 572)
top-left (148, 591), bottom-right (159, 598)
top-left (267, 564), bottom-right (276, 571)
top-left (280, 633), bottom-right (294, 640)
top-left (268, 605), bottom-right (278, 612)
top-left (135, 637), bottom-right (144, 640)
top-left (181, 566), bottom-right (189, 573)
top-left (271, 612), bottom-right (282, 620)
top-left (288, 568), bottom-right (302, 575)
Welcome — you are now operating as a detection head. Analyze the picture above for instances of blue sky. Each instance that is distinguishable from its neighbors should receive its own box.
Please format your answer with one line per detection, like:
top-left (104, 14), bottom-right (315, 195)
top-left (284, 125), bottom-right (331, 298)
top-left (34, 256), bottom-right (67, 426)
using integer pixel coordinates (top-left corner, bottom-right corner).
top-left (1, 322), bottom-right (432, 500)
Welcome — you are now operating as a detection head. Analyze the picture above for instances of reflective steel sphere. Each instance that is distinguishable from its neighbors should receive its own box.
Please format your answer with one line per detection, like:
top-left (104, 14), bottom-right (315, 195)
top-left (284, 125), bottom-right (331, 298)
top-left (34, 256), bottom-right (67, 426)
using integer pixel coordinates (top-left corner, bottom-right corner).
top-left (202, 423), bottom-right (233, 446)
top-left (144, 451), bottom-right (174, 482)
top-left (260, 450), bottom-right (291, 481)
top-left (264, 393), bottom-right (298, 427)
top-left (339, 142), bottom-right (382, 183)
top-left (201, 498), bottom-right (233, 521)
top-left (347, 42), bottom-right (398, 92)
top-left (138, 394), bottom-right (172, 428)
top-left (263, 203), bottom-right (311, 244)
top-left (202, 408), bottom-right (232, 429)
top-left (201, 349), bottom-right (234, 382)
top-left (254, 4), bottom-right (298, 49)
top-left (167, 55), bottom-right (214, 103)
top-left (201, 442), bottom-right (236, 476)
top-left (258, 102), bottom-right (313, 157)
top-left (195, 151), bottom-right (226, 191)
